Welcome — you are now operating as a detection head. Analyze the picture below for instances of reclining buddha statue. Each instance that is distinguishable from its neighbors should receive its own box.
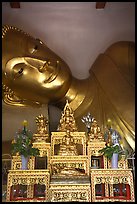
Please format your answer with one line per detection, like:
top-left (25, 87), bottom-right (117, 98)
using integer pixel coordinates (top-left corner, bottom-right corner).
top-left (2, 25), bottom-right (135, 152)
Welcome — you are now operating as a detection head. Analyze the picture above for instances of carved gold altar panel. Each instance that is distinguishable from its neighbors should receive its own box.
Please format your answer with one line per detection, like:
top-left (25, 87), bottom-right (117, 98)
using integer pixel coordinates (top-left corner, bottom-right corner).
top-left (33, 133), bottom-right (49, 143)
top-left (87, 141), bottom-right (106, 156)
top-left (107, 155), bottom-right (128, 169)
top-left (49, 183), bottom-right (91, 202)
top-left (11, 156), bottom-right (35, 170)
top-left (90, 169), bottom-right (135, 202)
top-left (51, 132), bottom-right (86, 156)
top-left (6, 170), bottom-right (50, 202)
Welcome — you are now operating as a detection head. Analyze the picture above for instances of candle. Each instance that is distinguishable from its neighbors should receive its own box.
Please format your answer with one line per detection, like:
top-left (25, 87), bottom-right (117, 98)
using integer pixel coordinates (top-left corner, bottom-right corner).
top-left (106, 118), bottom-right (112, 128)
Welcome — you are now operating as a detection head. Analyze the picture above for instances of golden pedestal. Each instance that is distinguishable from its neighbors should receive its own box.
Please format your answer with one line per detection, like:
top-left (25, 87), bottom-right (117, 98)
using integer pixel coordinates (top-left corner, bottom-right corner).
top-left (11, 156), bottom-right (35, 170)
top-left (49, 176), bottom-right (91, 202)
top-left (90, 169), bottom-right (135, 202)
top-left (6, 170), bottom-right (50, 202)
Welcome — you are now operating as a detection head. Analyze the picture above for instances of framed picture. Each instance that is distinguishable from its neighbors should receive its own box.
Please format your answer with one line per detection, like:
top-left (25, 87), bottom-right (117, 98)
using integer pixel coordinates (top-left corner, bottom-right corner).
top-left (91, 155), bottom-right (104, 168)
top-left (35, 156), bottom-right (47, 169)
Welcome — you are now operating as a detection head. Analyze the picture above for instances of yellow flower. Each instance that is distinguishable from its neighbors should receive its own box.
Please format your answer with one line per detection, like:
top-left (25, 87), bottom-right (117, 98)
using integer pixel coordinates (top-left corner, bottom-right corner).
top-left (23, 120), bottom-right (28, 127)
top-left (11, 139), bottom-right (16, 144)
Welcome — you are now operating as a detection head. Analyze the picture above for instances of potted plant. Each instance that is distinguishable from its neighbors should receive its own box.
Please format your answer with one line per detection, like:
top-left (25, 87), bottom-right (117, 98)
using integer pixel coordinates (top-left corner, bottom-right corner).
top-left (98, 126), bottom-right (128, 168)
top-left (98, 143), bottom-right (128, 168)
top-left (11, 120), bottom-right (40, 169)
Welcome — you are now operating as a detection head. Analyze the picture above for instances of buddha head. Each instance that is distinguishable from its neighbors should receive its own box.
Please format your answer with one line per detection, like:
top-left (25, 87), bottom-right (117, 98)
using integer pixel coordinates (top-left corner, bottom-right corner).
top-left (2, 25), bottom-right (72, 105)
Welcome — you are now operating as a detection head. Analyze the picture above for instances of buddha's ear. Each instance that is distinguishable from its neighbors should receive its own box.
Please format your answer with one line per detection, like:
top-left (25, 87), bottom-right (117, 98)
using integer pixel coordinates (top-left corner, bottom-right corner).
top-left (2, 83), bottom-right (41, 107)
top-left (24, 57), bottom-right (46, 71)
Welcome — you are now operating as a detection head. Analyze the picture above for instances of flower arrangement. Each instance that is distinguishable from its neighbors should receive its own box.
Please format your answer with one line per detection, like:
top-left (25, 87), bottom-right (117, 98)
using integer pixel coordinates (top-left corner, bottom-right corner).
top-left (99, 127), bottom-right (128, 161)
top-left (11, 120), bottom-right (40, 158)
top-left (98, 144), bottom-right (124, 161)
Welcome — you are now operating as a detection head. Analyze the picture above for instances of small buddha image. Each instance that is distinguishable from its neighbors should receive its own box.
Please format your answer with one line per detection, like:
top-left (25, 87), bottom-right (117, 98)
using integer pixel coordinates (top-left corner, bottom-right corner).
top-left (89, 118), bottom-right (103, 141)
top-left (91, 119), bottom-right (100, 134)
top-left (35, 114), bottom-right (48, 135)
top-left (58, 130), bottom-right (78, 156)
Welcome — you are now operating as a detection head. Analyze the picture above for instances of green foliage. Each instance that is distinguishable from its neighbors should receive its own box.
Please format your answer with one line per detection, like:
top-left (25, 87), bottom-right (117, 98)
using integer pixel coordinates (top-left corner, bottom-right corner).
top-left (98, 144), bottom-right (126, 161)
top-left (11, 126), bottom-right (40, 158)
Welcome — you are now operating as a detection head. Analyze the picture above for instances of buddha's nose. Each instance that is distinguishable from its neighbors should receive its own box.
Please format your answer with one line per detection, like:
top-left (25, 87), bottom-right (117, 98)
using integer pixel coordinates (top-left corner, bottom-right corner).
top-left (38, 61), bottom-right (53, 73)
top-left (38, 60), bottom-right (59, 73)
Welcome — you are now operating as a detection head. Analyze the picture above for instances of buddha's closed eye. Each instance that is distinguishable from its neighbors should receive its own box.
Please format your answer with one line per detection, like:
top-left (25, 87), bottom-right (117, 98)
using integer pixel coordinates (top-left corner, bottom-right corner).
top-left (12, 63), bottom-right (25, 79)
top-left (18, 68), bottom-right (23, 74)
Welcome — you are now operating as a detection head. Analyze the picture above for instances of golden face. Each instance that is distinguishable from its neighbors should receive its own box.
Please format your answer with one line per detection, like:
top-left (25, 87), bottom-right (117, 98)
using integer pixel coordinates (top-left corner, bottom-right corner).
top-left (2, 26), bottom-right (72, 104)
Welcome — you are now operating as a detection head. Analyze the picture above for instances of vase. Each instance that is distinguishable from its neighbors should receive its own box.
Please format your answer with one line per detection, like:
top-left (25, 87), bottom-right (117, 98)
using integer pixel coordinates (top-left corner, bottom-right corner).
top-left (21, 155), bottom-right (29, 170)
top-left (111, 153), bottom-right (118, 168)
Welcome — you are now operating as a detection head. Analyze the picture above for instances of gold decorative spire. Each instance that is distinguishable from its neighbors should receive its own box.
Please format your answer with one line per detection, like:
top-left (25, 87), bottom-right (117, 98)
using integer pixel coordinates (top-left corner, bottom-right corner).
top-left (57, 100), bottom-right (78, 132)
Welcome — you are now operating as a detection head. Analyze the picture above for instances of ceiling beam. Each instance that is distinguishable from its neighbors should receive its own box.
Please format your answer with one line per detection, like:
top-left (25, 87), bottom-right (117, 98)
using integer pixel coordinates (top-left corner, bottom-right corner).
top-left (10, 2), bottom-right (20, 8)
top-left (96, 2), bottom-right (106, 9)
